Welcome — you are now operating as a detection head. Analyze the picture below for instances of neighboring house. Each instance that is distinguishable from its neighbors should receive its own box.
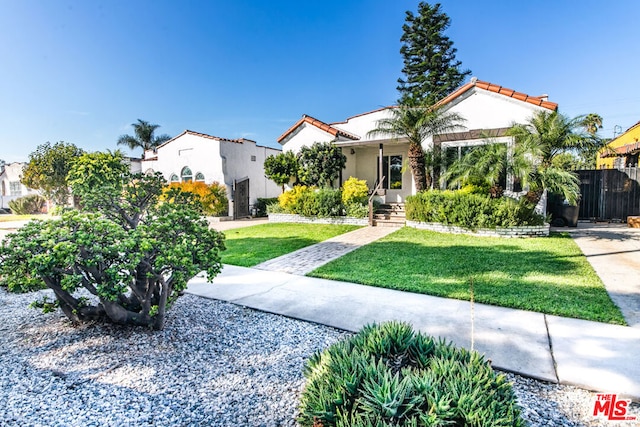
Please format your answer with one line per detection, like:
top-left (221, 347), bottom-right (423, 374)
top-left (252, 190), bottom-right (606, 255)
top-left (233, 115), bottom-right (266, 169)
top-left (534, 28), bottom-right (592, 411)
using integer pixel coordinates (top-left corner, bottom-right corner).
top-left (142, 130), bottom-right (281, 216)
top-left (597, 120), bottom-right (640, 169)
top-left (125, 157), bottom-right (143, 174)
top-left (0, 162), bottom-right (40, 210)
top-left (278, 78), bottom-right (558, 203)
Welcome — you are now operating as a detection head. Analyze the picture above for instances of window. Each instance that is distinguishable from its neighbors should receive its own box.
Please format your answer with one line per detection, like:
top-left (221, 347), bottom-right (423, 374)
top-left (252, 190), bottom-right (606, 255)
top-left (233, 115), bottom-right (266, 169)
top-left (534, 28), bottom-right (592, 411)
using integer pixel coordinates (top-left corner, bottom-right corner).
top-left (181, 167), bottom-right (193, 182)
top-left (170, 173), bottom-right (179, 183)
top-left (251, 155), bottom-right (256, 162)
top-left (377, 155), bottom-right (403, 189)
top-left (195, 172), bottom-right (205, 182)
top-left (9, 181), bottom-right (22, 196)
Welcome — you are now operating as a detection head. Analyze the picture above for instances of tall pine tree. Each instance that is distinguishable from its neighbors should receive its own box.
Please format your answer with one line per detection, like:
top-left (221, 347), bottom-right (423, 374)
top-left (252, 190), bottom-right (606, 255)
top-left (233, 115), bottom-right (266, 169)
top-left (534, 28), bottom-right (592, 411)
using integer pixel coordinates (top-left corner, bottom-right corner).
top-left (397, 2), bottom-right (470, 107)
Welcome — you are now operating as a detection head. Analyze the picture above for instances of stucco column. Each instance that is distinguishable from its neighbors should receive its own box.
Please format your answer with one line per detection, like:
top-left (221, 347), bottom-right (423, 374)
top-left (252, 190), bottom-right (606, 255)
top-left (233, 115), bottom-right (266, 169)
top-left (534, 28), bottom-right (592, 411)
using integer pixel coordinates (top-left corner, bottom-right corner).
top-left (379, 143), bottom-right (384, 187)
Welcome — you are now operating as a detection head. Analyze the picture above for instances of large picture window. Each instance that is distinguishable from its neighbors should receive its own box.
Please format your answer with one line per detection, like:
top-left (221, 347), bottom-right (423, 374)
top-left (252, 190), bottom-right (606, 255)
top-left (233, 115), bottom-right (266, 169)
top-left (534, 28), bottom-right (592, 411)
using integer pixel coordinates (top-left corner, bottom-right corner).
top-left (377, 155), bottom-right (403, 189)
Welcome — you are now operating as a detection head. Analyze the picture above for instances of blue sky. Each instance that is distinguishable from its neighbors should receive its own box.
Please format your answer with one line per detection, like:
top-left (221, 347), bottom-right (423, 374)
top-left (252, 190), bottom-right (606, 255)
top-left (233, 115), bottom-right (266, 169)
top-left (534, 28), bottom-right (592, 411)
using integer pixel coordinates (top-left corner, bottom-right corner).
top-left (1, 0), bottom-right (639, 162)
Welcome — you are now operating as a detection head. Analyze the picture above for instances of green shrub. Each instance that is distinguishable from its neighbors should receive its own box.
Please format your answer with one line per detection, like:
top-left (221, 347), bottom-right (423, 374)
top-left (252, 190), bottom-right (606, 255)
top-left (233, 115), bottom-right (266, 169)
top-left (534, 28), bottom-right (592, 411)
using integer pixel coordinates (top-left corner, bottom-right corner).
top-left (255, 197), bottom-right (278, 217)
top-left (345, 201), bottom-right (368, 218)
top-left (266, 201), bottom-right (285, 214)
top-left (312, 188), bottom-right (343, 217)
top-left (298, 321), bottom-right (523, 426)
top-left (406, 190), bottom-right (544, 230)
top-left (278, 186), bottom-right (345, 217)
top-left (8, 194), bottom-right (46, 215)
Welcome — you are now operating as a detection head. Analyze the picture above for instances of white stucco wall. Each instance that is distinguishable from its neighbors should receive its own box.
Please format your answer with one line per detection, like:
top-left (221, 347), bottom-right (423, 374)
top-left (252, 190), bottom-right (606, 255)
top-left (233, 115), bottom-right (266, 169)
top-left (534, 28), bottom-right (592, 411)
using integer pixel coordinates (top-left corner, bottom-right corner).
top-left (444, 88), bottom-right (547, 131)
top-left (141, 132), bottom-right (281, 206)
top-left (333, 108), bottom-right (395, 142)
top-left (280, 123), bottom-right (336, 153)
top-left (219, 140), bottom-right (282, 202)
top-left (0, 162), bottom-right (40, 209)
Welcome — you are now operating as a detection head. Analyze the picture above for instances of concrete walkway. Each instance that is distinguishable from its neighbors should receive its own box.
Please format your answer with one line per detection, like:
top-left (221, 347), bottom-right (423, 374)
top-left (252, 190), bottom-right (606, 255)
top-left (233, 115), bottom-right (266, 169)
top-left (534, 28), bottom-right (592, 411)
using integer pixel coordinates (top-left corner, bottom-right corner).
top-left (557, 223), bottom-right (640, 328)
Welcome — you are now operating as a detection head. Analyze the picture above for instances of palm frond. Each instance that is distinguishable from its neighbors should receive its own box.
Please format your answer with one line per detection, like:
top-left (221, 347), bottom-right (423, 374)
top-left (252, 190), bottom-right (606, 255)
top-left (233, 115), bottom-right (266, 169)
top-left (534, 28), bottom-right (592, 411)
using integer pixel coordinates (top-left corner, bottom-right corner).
top-left (116, 135), bottom-right (140, 150)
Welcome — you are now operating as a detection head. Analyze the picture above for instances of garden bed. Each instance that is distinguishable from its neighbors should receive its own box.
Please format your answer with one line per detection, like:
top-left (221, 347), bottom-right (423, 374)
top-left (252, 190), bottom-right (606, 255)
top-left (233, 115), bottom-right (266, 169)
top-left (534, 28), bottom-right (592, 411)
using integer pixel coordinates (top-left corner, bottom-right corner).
top-left (406, 220), bottom-right (550, 238)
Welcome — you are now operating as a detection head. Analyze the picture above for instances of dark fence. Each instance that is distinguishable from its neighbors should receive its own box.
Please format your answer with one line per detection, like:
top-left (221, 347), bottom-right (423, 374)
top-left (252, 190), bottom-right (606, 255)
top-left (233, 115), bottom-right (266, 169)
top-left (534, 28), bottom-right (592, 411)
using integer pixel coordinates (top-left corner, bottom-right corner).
top-left (577, 167), bottom-right (640, 221)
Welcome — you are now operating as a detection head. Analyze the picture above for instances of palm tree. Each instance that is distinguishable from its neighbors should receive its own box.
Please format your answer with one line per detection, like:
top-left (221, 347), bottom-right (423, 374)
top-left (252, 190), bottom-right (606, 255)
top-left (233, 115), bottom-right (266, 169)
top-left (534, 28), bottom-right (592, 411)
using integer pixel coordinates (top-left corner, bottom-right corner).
top-left (582, 113), bottom-right (603, 135)
top-left (117, 119), bottom-right (172, 157)
top-left (444, 110), bottom-right (599, 205)
top-left (368, 106), bottom-right (464, 191)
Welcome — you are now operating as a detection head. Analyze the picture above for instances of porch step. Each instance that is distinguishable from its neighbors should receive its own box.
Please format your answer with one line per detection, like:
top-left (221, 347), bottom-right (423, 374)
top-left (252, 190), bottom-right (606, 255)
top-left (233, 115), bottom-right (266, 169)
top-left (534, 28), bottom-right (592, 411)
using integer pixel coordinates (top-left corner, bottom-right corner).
top-left (372, 203), bottom-right (406, 227)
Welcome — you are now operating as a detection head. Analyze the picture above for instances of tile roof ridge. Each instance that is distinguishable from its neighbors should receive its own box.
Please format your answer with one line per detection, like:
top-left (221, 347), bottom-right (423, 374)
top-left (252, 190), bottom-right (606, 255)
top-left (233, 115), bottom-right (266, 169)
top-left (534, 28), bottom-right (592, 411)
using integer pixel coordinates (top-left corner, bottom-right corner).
top-left (277, 114), bottom-right (360, 143)
top-left (437, 77), bottom-right (558, 111)
top-left (330, 106), bottom-right (397, 125)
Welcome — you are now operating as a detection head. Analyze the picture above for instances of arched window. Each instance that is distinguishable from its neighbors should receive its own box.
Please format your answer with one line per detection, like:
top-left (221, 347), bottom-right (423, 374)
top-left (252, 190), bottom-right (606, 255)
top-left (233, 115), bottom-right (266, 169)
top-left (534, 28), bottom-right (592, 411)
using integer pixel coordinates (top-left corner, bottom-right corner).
top-left (195, 172), bottom-right (205, 182)
top-left (181, 167), bottom-right (192, 182)
top-left (170, 173), bottom-right (179, 183)
top-left (144, 168), bottom-right (155, 175)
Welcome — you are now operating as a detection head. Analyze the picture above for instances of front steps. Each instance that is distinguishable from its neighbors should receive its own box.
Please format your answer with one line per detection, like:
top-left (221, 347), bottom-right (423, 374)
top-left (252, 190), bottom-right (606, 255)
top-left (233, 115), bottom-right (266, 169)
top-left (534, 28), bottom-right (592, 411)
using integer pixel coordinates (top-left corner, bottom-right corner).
top-left (372, 203), bottom-right (406, 227)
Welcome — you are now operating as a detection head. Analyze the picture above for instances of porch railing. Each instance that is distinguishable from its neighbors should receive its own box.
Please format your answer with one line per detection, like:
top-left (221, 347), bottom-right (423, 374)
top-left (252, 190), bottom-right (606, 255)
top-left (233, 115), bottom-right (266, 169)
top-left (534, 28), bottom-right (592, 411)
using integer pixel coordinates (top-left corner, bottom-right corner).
top-left (368, 176), bottom-right (386, 226)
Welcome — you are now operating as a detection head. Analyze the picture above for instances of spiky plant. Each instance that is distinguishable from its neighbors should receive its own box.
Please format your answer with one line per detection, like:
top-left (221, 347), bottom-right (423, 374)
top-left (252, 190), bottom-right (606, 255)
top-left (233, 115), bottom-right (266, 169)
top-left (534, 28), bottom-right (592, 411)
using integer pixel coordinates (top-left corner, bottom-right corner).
top-left (298, 321), bottom-right (523, 427)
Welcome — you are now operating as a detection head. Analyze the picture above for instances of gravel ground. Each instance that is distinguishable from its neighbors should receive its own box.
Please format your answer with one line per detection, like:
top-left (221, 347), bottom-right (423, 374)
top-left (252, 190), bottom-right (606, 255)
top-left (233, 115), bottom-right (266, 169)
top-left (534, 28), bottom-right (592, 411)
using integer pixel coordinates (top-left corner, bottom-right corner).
top-left (1, 288), bottom-right (638, 427)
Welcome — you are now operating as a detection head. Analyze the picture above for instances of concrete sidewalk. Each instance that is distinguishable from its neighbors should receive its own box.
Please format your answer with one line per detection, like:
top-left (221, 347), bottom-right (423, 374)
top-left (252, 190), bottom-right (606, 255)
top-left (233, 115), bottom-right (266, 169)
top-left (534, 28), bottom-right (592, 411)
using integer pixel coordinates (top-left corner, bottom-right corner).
top-left (558, 223), bottom-right (640, 328)
top-left (187, 264), bottom-right (640, 400)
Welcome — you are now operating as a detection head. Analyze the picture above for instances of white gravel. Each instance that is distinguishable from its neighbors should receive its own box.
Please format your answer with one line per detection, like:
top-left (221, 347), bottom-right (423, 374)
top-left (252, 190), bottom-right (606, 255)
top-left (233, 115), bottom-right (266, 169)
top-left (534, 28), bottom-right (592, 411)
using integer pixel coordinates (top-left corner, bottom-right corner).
top-left (1, 288), bottom-right (638, 426)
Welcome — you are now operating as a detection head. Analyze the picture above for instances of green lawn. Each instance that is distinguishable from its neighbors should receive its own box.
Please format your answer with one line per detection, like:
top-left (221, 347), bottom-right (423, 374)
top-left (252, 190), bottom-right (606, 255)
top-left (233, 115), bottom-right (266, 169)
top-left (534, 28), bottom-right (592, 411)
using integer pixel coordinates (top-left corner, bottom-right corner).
top-left (220, 223), bottom-right (361, 267)
top-left (0, 214), bottom-right (43, 222)
top-left (308, 227), bottom-right (626, 325)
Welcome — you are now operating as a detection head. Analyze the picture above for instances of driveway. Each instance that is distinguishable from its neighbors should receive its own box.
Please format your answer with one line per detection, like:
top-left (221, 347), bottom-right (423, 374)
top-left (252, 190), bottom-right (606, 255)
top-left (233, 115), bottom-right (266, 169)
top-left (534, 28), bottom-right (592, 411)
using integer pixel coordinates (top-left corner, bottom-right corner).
top-left (556, 222), bottom-right (640, 328)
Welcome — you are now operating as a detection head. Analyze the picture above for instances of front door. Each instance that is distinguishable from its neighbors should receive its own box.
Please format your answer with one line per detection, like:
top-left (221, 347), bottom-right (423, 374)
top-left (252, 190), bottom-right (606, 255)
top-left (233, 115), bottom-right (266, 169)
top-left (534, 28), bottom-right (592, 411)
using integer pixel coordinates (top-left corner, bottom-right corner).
top-left (234, 177), bottom-right (250, 219)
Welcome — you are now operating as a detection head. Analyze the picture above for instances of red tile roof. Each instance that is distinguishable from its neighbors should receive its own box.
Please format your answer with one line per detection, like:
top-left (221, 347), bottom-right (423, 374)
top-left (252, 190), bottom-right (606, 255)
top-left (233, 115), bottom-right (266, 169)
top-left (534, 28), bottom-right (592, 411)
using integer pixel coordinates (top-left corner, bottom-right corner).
top-left (600, 141), bottom-right (640, 158)
top-left (437, 78), bottom-right (558, 111)
top-left (277, 114), bottom-right (360, 143)
top-left (156, 130), bottom-right (255, 149)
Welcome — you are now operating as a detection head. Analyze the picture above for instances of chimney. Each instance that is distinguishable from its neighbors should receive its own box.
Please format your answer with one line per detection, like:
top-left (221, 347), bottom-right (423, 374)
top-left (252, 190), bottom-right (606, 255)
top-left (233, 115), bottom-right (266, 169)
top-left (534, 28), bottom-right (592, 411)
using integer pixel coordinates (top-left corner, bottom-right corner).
top-left (539, 94), bottom-right (549, 102)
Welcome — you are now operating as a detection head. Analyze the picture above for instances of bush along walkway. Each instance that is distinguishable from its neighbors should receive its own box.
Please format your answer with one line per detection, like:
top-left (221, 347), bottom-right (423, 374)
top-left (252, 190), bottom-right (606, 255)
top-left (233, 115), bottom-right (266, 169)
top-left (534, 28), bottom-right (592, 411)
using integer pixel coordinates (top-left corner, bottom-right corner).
top-left (253, 226), bottom-right (396, 275)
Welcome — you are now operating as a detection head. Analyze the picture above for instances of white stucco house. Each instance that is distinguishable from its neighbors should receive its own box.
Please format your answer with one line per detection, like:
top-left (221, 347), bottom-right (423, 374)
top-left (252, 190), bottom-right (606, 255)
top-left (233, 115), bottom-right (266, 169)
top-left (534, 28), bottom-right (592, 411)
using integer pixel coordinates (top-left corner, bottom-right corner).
top-left (141, 130), bottom-right (282, 217)
top-left (278, 78), bottom-right (558, 203)
top-left (0, 162), bottom-right (41, 210)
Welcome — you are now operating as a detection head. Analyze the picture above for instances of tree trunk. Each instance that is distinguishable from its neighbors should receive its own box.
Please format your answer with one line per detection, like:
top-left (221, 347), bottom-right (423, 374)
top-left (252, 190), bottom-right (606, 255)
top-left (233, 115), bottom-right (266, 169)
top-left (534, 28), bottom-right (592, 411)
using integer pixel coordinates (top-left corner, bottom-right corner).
top-left (408, 143), bottom-right (427, 192)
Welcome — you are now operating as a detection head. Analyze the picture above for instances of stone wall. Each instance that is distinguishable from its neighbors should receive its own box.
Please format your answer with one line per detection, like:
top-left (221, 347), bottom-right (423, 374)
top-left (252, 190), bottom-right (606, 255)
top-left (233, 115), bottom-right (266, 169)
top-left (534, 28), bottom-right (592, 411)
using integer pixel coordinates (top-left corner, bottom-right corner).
top-left (406, 220), bottom-right (550, 238)
top-left (268, 213), bottom-right (368, 226)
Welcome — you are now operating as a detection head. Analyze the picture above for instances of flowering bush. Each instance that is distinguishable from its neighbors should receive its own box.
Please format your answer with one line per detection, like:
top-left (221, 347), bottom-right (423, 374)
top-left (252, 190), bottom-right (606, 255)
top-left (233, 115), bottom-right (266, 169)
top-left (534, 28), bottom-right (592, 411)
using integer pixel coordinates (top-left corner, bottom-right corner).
top-left (165, 181), bottom-right (228, 216)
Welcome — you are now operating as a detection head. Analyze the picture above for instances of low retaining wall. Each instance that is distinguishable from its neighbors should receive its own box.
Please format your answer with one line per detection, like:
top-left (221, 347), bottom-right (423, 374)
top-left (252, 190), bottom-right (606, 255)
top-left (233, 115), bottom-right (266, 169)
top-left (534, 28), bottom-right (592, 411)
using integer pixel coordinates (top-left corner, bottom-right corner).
top-left (406, 220), bottom-right (550, 238)
top-left (268, 213), bottom-right (368, 226)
